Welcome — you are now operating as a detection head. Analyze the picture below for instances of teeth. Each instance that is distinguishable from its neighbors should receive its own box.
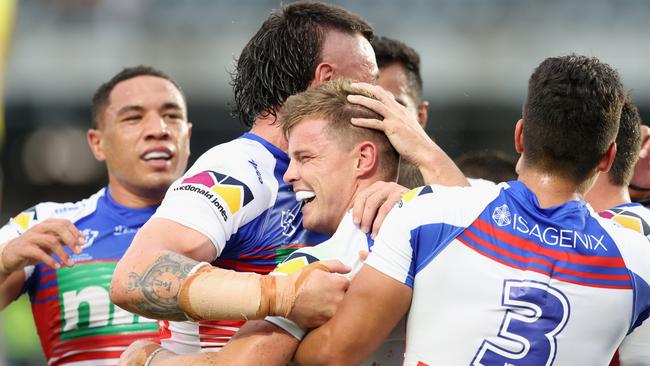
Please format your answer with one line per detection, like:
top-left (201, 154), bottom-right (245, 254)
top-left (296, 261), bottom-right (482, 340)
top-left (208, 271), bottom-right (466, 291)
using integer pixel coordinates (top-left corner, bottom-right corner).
top-left (296, 191), bottom-right (316, 202)
top-left (143, 151), bottom-right (171, 160)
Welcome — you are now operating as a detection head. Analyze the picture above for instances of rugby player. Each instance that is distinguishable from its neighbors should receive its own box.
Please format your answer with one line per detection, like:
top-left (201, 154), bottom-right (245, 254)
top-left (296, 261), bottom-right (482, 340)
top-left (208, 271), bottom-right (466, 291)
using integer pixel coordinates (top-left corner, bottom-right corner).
top-left (120, 78), bottom-right (459, 366)
top-left (583, 97), bottom-right (650, 365)
top-left (373, 35), bottom-right (429, 188)
top-left (0, 66), bottom-right (191, 365)
top-left (111, 0), bottom-right (381, 357)
top-left (295, 55), bottom-right (650, 365)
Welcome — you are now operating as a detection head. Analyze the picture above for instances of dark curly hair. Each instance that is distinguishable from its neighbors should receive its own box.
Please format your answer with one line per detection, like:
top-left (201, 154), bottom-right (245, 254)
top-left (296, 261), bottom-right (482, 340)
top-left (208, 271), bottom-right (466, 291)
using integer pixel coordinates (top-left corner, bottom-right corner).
top-left (523, 54), bottom-right (624, 182)
top-left (231, 1), bottom-right (373, 127)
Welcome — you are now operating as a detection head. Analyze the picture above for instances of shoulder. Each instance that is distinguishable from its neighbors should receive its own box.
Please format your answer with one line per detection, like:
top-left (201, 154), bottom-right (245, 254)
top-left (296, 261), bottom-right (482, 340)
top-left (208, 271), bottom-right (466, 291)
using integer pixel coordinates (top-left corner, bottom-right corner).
top-left (1, 189), bottom-right (104, 235)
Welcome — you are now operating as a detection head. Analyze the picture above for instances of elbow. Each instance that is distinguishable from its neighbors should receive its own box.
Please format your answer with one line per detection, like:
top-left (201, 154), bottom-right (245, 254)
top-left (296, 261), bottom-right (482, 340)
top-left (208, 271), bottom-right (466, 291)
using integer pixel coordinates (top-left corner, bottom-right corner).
top-left (109, 266), bottom-right (132, 311)
top-left (296, 328), bottom-right (349, 366)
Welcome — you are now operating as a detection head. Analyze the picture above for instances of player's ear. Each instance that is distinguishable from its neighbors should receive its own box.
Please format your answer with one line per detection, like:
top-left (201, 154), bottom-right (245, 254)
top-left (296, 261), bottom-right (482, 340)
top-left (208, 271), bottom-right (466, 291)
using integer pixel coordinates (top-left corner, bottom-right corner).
top-left (310, 63), bottom-right (335, 87)
top-left (514, 119), bottom-right (524, 153)
top-left (356, 141), bottom-right (378, 177)
top-left (87, 128), bottom-right (106, 162)
top-left (598, 142), bottom-right (617, 173)
top-left (417, 101), bottom-right (429, 129)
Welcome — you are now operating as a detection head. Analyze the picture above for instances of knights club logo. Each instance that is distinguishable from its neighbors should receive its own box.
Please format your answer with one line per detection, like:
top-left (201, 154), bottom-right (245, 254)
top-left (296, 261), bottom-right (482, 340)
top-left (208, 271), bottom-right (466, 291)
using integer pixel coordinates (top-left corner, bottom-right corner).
top-left (492, 204), bottom-right (511, 227)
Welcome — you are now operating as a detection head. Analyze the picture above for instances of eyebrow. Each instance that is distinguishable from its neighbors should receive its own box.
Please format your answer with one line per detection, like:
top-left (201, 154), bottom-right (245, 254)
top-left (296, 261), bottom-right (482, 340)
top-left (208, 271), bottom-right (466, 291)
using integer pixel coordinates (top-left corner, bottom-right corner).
top-left (116, 102), bottom-right (183, 116)
top-left (162, 102), bottom-right (183, 111)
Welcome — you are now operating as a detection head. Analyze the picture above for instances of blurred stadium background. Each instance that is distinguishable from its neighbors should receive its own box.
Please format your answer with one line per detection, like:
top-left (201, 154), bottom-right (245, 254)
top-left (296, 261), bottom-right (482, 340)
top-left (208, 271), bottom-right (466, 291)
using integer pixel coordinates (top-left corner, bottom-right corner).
top-left (1, 0), bottom-right (649, 364)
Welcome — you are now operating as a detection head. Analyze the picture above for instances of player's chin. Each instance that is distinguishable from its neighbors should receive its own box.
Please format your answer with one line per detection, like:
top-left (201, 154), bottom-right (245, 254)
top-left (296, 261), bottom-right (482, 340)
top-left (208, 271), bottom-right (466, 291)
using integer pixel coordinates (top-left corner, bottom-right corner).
top-left (138, 172), bottom-right (179, 190)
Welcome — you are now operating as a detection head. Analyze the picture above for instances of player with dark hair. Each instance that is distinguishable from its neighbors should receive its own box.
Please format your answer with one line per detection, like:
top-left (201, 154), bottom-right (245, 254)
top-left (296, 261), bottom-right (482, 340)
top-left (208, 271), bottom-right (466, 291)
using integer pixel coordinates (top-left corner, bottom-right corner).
top-left (582, 96), bottom-right (650, 365)
top-left (295, 55), bottom-right (650, 365)
top-left (0, 65), bottom-right (192, 365)
top-left (111, 0), bottom-right (381, 358)
top-left (372, 35), bottom-right (429, 188)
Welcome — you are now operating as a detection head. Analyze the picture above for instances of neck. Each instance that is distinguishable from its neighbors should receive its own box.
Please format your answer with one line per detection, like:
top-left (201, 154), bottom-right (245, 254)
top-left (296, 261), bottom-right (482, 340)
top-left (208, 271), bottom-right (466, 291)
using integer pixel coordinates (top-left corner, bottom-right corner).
top-left (517, 169), bottom-right (585, 208)
top-left (107, 178), bottom-right (165, 208)
top-left (584, 174), bottom-right (630, 212)
top-left (249, 114), bottom-right (287, 152)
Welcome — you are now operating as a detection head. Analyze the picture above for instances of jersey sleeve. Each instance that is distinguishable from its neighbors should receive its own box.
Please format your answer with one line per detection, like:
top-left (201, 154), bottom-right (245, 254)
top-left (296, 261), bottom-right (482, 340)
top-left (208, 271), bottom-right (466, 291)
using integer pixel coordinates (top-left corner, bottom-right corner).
top-left (153, 142), bottom-right (276, 258)
top-left (0, 198), bottom-right (94, 289)
top-left (365, 184), bottom-right (502, 287)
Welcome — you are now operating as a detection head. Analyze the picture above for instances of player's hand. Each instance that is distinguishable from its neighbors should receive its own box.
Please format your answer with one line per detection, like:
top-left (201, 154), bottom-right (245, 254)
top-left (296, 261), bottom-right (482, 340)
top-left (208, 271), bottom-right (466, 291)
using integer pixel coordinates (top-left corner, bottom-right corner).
top-left (347, 82), bottom-right (436, 169)
top-left (352, 181), bottom-right (408, 238)
top-left (118, 340), bottom-right (165, 366)
top-left (0, 219), bottom-right (85, 274)
top-left (630, 125), bottom-right (650, 201)
top-left (288, 260), bottom-right (350, 329)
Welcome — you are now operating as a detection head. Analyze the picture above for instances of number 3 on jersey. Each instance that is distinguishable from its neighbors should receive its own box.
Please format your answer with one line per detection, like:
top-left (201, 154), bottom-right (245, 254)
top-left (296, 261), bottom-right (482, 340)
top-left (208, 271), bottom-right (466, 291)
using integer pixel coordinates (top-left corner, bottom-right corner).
top-left (472, 280), bottom-right (570, 366)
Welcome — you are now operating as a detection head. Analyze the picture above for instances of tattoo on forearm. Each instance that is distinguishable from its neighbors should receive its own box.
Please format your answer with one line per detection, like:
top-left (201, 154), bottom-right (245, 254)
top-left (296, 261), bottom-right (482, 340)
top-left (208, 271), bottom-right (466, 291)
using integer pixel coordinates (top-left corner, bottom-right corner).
top-left (126, 251), bottom-right (198, 320)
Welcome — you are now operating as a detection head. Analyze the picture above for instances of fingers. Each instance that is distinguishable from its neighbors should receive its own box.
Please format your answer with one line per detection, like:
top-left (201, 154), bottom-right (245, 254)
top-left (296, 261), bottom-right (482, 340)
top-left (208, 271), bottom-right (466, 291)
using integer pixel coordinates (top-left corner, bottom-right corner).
top-left (24, 245), bottom-right (62, 269)
top-left (358, 250), bottom-right (369, 261)
top-left (352, 182), bottom-right (381, 228)
top-left (347, 94), bottom-right (390, 117)
top-left (350, 117), bottom-right (384, 131)
top-left (353, 181), bottom-right (408, 234)
top-left (32, 232), bottom-right (74, 267)
top-left (371, 187), bottom-right (406, 238)
top-left (38, 219), bottom-right (85, 254)
top-left (352, 183), bottom-right (383, 233)
top-left (318, 259), bottom-right (351, 275)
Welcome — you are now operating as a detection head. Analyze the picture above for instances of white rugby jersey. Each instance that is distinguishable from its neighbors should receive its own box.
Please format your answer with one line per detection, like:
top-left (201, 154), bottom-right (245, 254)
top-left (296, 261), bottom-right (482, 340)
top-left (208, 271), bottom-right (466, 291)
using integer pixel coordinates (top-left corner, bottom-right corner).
top-left (153, 133), bottom-right (328, 353)
top-left (600, 203), bottom-right (650, 365)
top-left (266, 211), bottom-right (406, 366)
top-left (366, 181), bottom-right (650, 366)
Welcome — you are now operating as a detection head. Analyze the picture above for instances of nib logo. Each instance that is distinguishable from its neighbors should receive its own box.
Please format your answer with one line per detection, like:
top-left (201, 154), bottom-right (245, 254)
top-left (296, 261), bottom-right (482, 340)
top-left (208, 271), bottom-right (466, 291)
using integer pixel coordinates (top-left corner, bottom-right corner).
top-left (492, 204), bottom-right (511, 227)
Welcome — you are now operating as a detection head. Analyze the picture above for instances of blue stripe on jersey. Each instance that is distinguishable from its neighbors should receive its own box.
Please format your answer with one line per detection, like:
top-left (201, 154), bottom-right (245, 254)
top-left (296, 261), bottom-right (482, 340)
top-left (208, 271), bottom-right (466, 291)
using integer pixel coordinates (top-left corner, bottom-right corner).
top-left (463, 223), bottom-right (629, 276)
top-left (458, 231), bottom-right (631, 289)
top-left (452, 181), bottom-right (632, 289)
top-left (630, 271), bottom-right (650, 334)
top-left (409, 222), bottom-right (467, 287)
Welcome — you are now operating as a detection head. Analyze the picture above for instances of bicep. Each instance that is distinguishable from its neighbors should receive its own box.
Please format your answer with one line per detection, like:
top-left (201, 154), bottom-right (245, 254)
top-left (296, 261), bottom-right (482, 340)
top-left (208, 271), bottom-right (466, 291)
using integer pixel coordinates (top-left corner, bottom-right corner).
top-left (296, 264), bottom-right (411, 366)
top-left (126, 218), bottom-right (218, 262)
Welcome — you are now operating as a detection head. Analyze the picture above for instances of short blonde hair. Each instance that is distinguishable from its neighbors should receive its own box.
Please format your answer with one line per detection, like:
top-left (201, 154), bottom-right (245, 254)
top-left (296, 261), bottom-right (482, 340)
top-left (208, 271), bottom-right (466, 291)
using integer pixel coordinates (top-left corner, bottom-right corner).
top-left (281, 79), bottom-right (398, 180)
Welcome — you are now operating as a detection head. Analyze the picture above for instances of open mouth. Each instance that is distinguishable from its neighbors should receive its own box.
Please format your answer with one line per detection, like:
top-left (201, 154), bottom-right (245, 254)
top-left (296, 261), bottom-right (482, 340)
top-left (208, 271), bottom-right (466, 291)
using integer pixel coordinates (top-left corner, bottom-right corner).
top-left (296, 191), bottom-right (316, 205)
top-left (141, 150), bottom-right (173, 162)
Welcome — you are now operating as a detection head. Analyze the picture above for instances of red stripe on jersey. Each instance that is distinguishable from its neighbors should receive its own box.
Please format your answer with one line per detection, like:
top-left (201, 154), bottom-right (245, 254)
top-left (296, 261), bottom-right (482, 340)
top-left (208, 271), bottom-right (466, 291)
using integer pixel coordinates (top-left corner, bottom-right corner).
top-left (211, 259), bottom-right (275, 274)
top-left (51, 350), bottom-right (124, 366)
top-left (41, 272), bottom-right (57, 283)
top-left (159, 320), bottom-right (172, 340)
top-left (51, 332), bottom-right (159, 356)
top-left (474, 218), bottom-right (627, 268)
top-left (238, 252), bottom-right (278, 260)
top-left (458, 236), bottom-right (632, 290)
top-left (34, 285), bottom-right (58, 301)
top-left (463, 230), bottom-right (630, 281)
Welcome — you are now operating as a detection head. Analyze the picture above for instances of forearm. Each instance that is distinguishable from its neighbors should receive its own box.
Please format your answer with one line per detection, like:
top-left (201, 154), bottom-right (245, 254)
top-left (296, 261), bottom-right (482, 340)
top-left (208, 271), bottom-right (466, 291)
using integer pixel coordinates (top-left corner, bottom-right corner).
top-left (142, 321), bottom-right (298, 366)
top-left (0, 242), bottom-right (26, 309)
top-left (416, 139), bottom-right (469, 187)
top-left (111, 250), bottom-right (198, 321)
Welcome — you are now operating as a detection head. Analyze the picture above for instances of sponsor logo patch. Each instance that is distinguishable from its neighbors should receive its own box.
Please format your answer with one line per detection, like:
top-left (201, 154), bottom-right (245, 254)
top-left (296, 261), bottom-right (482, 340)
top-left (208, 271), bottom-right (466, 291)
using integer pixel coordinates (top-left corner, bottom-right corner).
top-left (175, 170), bottom-right (254, 220)
top-left (12, 207), bottom-right (37, 232)
top-left (273, 253), bottom-right (319, 275)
